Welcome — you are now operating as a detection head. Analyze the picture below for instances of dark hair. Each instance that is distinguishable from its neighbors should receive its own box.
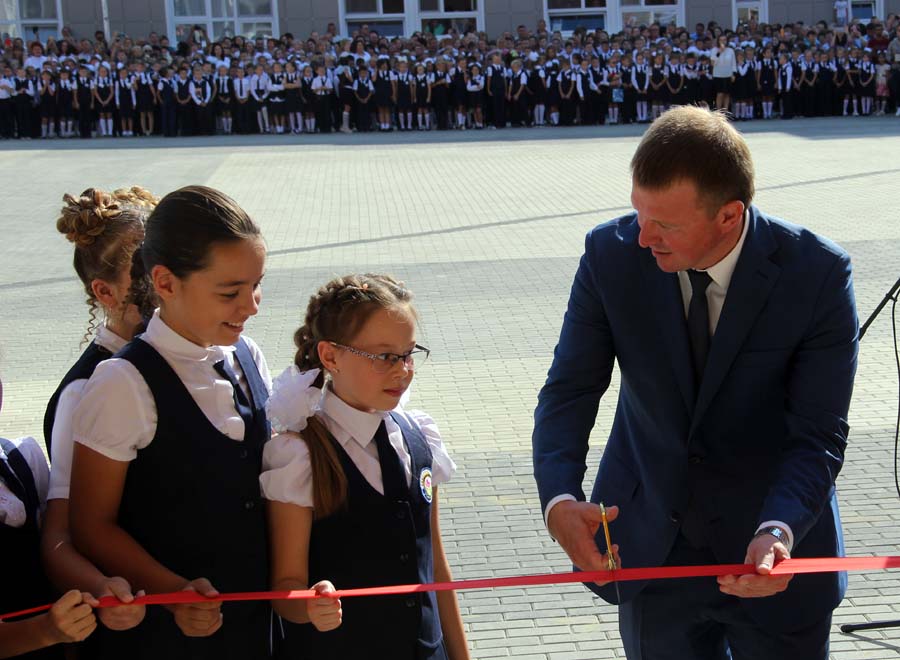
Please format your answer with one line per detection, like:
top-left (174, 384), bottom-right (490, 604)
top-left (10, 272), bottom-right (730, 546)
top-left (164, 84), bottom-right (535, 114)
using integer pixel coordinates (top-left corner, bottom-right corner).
top-left (56, 187), bottom-right (158, 342)
top-left (140, 185), bottom-right (261, 280)
top-left (631, 106), bottom-right (754, 214)
top-left (292, 273), bottom-right (416, 518)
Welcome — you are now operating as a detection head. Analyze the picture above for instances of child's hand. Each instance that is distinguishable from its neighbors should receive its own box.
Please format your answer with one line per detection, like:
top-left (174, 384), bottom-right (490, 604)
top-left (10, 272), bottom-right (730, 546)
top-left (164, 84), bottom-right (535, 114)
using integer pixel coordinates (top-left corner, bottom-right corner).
top-left (41, 589), bottom-right (98, 645)
top-left (308, 581), bottom-right (342, 632)
top-left (96, 576), bottom-right (146, 631)
top-left (169, 578), bottom-right (223, 638)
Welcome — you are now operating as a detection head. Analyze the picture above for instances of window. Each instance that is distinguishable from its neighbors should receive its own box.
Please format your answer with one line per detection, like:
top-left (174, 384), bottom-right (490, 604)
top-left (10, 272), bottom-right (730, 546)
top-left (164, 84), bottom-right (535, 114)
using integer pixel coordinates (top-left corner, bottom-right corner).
top-left (418, 0), bottom-right (480, 35)
top-left (347, 19), bottom-right (405, 36)
top-left (619, 0), bottom-right (680, 28)
top-left (0, 0), bottom-right (62, 41)
top-left (167, 0), bottom-right (277, 43)
top-left (732, 0), bottom-right (767, 27)
top-left (545, 0), bottom-right (606, 36)
top-left (342, 0), bottom-right (482, 37)
top-left (851, 0), bottom-right (876, 21)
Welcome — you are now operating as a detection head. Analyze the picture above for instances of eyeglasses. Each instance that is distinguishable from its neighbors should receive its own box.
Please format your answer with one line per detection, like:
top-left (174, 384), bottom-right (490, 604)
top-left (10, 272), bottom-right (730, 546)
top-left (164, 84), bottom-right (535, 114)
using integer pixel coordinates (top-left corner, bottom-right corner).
top-left (330, 342), bottom-right (430, 374)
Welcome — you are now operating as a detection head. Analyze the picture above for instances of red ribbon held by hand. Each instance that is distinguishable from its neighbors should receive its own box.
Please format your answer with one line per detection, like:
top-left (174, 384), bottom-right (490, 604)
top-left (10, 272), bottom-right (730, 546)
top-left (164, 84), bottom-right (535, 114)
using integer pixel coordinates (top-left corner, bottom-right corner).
top-left (4, 556), bottom-right (900, 622)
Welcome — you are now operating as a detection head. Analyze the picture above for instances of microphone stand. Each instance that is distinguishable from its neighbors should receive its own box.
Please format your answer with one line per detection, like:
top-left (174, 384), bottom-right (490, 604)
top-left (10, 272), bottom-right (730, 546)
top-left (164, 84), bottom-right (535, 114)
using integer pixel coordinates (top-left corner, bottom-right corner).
top-left (840, 274), bottom-right (900, 634)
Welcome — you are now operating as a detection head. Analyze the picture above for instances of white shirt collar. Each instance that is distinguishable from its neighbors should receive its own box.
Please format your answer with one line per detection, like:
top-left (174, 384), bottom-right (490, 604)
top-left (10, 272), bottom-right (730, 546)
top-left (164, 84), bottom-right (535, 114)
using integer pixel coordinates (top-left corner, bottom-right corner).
top-left (142, 309), bottom-right (234, 363)
top-left (95, 324), bottom-right (129, 354)
top-left (319, 386), bottom-right (388, 449)
top-left (694, 211), bottom-right (749, 292)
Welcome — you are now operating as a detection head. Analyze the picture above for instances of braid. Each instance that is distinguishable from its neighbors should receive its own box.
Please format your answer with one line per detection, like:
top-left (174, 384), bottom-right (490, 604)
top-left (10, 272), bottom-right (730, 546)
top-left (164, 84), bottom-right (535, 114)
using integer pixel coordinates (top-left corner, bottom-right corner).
top-left (290, 273), bottom-right (416, 518)
top-left (56, 185), bottom-right (158, 344)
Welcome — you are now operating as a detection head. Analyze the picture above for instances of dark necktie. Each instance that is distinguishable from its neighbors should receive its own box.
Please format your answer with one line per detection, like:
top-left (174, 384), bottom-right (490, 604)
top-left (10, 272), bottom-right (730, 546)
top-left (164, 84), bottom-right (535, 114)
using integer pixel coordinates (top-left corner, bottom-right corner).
top-left (213, 358), bottom-right (254, 440)
top-left (687, 269), bottom-right (713, 386)
top-left (373, 420), bottom-right (407, 500)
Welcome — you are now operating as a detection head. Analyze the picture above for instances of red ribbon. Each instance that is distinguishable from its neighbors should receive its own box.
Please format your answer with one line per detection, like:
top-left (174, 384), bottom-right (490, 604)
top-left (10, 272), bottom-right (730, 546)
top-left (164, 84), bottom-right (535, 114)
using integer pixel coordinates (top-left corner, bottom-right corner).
top-left (4, 555), bottom-right (900, 622)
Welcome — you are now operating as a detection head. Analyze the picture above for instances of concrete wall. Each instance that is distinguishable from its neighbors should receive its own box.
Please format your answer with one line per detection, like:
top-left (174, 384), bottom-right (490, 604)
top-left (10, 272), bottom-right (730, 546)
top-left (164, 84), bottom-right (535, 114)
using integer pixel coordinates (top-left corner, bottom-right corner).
top-left (60, 0), bottom-right (102, 40)
top-left (484, 0), bottom-right (544, 37)
top-left (107, 0), bottom-right (167, 39)
top-left (278, 0), bottom-right (340, 38)
top-left (685, 0), bottom-right (733, 29)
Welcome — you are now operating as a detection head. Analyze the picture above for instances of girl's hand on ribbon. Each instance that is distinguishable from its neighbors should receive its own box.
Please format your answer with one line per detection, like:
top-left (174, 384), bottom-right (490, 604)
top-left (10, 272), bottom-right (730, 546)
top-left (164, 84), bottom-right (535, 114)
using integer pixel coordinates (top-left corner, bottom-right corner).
top-left (717, 534), bottom-right (793, 598)
top-left (169, 578), bottom-right (223, 638)
top-left (41, 589), bottom-right (98, 645)
top-left (96, 577), bottom-right (146, 631)
top-left (547, 501), bottom-right (621, 585)
top-left (308, 581), bottom-right (342, 632)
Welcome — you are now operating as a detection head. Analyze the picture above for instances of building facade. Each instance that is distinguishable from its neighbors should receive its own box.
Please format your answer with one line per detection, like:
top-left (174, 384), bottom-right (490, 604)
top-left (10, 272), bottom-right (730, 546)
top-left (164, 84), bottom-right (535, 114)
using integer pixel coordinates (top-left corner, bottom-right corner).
top-left (4, 0), bottom-right (899, 44)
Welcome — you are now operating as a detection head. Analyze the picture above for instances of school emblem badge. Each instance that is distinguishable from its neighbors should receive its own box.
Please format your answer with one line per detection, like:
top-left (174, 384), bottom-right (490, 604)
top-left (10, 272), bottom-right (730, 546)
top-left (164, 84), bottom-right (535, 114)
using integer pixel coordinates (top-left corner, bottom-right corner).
top-left (419, 467), bottom-right (433, 504)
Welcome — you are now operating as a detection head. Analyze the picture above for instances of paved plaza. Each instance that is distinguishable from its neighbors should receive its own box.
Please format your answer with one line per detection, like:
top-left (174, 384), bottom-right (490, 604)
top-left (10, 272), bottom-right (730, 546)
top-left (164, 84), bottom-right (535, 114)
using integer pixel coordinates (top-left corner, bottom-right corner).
top-left (1, 119), bottom-right (900, 659)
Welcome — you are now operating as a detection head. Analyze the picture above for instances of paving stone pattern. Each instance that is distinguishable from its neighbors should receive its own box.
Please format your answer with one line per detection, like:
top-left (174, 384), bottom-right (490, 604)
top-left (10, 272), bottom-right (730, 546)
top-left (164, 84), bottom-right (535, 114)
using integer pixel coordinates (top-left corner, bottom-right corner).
top-left (1, 118), bottom-right (899, 658)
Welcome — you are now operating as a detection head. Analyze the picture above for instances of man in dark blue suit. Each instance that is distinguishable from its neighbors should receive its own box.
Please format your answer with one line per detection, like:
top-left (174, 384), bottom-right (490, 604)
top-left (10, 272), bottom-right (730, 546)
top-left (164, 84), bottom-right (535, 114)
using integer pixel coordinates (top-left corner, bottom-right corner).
top-left (533, 106), bottom-right (858, 659)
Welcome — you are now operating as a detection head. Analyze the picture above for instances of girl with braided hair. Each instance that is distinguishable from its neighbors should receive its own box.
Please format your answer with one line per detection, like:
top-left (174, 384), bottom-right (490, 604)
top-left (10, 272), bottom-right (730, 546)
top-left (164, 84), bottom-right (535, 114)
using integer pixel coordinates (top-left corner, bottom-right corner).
top-left (68, 186), bottom-right (273, 660)
top-left (263, 273), bottom-right (470, 660)
top-left (42, 187), bottom-right (157, 646)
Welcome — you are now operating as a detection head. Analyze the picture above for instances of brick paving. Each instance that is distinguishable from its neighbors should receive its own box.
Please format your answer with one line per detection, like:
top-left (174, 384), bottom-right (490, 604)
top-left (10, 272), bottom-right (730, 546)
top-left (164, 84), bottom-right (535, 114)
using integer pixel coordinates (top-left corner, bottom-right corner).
top-left (1, 118), bottom-right (899, 658)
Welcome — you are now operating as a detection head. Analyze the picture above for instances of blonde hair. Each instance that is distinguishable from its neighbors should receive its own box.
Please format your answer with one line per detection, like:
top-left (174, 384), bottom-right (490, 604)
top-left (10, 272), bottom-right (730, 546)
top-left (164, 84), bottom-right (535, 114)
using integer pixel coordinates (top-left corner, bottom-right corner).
top-left (56, 186), bottom-right (159, 341)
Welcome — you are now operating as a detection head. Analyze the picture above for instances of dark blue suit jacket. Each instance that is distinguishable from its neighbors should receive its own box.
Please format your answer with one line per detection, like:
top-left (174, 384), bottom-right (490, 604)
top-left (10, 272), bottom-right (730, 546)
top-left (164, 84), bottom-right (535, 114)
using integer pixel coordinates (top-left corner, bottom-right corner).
top-left (533, 206), bottom-right (858, 632)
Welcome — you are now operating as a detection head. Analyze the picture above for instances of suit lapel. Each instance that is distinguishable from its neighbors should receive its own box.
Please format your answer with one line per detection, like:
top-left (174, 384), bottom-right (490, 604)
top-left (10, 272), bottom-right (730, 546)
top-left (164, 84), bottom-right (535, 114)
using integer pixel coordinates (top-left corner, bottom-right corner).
top-left (640, 247), bottom-right (696, 414)
top-left (689, 209), bottom-right (781, 438)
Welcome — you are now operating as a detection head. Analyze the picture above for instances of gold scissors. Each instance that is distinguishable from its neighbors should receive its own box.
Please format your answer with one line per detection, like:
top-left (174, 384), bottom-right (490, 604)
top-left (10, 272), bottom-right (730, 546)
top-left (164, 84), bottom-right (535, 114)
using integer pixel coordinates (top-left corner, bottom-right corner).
top-left (599, 502), bottom-right (622, 602)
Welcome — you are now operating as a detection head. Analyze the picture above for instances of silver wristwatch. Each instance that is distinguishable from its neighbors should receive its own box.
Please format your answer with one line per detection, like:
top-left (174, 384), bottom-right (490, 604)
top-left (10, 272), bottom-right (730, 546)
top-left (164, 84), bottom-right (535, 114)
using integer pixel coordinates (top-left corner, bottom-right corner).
top-left (754, 526), bottom-right (788, 544)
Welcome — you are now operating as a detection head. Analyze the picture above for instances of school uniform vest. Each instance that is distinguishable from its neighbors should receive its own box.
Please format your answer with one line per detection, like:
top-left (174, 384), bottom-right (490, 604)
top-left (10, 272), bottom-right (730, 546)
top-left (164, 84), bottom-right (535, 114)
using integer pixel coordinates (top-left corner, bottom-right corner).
top-left (176, 78), bottom-right (191, 101)
top-left (159, 78), bottom-right (176, 103)
top-left (0, 438), bottom-right (61, 660)
top-left (288, 413), bottom-right (446, 660)
top-left (93, 337), bottom-right (271, 660)
top-left (77, 77), bottom-right (92, 104)
top-left (489, 64), bottom-right (505, 93)
top-left (217, 76), bottom-right (231, 96)
top-left (43, 341), bottom-right (112, 455)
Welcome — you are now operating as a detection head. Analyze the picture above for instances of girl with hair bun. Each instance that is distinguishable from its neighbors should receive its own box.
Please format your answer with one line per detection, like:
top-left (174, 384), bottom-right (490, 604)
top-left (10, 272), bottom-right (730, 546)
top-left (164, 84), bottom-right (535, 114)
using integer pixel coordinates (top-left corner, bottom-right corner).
top-left (42, 186), bottom-right (157, 650)
top-left (262, 273), bottom-right (469, 660)
top-left (68, 185), bottom-right (272, 660)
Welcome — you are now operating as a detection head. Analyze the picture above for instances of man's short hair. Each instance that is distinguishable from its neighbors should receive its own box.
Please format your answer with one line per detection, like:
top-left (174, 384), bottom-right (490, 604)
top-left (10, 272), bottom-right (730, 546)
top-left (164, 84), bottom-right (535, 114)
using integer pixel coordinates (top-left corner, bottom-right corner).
top-left (630, 106), bottom-right (755, 214)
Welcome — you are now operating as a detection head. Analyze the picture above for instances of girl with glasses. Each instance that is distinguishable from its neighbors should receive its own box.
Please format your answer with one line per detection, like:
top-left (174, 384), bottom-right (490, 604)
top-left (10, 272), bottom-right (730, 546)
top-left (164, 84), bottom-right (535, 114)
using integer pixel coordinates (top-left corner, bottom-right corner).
top-left (262, 273), bottom-right (470, 660)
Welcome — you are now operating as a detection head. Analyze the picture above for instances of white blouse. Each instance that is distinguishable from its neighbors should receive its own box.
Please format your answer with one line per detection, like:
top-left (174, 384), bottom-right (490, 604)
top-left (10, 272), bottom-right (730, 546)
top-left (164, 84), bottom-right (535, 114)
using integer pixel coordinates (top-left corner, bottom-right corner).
top-left (261, 386), bottom-right (455, 509)
top-left (48, 324), bottom-right (129, 500)
top-left (72, 310), bottom-right (272, 462)
top-left (0, 437), bottom-right (49, 528)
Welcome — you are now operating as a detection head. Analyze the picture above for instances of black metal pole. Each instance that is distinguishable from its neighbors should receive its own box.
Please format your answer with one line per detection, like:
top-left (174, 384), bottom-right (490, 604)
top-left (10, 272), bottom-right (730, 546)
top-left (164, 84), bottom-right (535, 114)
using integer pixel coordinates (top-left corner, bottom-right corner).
top-left (840, 274), bottom-right (900, 635)
top-left (859, 275), bottom-right (900, 341)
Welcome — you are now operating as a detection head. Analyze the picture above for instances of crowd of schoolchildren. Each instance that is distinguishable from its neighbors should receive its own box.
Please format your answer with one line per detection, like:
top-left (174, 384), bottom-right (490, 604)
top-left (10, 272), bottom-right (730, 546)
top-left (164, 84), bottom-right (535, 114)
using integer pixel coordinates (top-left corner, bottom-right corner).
top-left (2, 14), bottom-right (899, 140)
top-left (0, 184), bottom-right (470, 659)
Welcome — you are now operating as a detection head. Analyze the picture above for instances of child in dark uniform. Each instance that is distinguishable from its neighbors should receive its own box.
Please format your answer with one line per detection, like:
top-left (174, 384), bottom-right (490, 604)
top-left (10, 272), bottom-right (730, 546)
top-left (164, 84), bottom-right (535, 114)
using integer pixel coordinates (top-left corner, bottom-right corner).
top-left (757, 47), bottom-right (777, 119)
top-left (135, 63), bottom-right (156, 136)
top-left (69, 186), bottom-right (273, 660)
top-left (215, 65), bottom-right (234, 134)
top-left (649, 53), bottom-right (667, 119)
top-left (283, 61), bottom-right (301, 134)
top-left (57, 69), bottom-right (75, 137)
top-left (394, 59), bottom-right (414, 131)
top-left (414, 62), bottom-right (431, 130)
top-left (374, 58), bottom-right (394, 131)
top-left (38, 70), bottom-right (56, 138)
top-left (74, 65), bottom-right (94, 139)
top-left (353, 65), bottom-right (374, 132)
top-left (262, 273), bottom-right (469, 660)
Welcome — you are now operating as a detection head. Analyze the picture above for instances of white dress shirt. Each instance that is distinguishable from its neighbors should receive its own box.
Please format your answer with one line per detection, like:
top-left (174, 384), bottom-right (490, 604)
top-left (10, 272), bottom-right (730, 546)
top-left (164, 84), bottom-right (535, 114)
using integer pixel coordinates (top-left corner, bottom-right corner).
top-left (47, 325), bottom-right (128, 500)
top-left (260, 386), bottom-right (455, 510)
top-left (73, 310), bottom-right (271, 462)
top-left (0, 437), bottom-right (49, 528)
top-left (545, 215), bottom-right (794, 550)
